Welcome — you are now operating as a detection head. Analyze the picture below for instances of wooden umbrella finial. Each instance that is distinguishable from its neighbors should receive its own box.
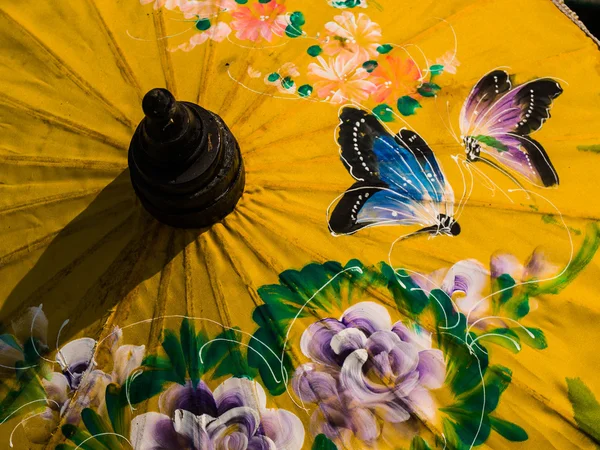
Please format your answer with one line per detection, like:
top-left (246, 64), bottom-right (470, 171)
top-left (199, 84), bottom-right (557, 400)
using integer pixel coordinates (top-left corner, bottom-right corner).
top-left (128, 88), bottom-right (245, 229)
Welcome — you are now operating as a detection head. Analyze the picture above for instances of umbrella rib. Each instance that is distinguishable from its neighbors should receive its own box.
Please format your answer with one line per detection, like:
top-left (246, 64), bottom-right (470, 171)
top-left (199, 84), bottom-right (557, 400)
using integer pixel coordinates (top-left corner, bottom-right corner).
top-left (145, 227), bottom-right (177, 351)
top-left (84, 0), bottom-right (144, 102)
top-left (200, 231), bottom-right (236, 333)
top-left (183, 230), bottom-right (196, 319)
top-left (0, 95), bottom-right (128, 152)
top-left (152, 10), bottom-right (177, 97)
top-left (0, 9), bottom-right (135, 130)
top-left (93, 219), bottom-right (163, 345)
top-left (0, 199), bottom-right (132, 267)
top-left (210, 225), bottom-right (264, 310)
top-left (240, 124), bottom-right (335, 157)
top-left (0, 187), bottom-right (104, 217)
top-left (0, 153), bottom-right (127, 171)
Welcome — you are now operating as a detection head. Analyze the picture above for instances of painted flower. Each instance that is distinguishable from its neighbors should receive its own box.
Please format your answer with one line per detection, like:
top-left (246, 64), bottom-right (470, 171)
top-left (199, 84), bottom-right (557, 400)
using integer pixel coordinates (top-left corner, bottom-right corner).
top-left (308, 53), bottom-right (375, 104)
top-left (24, 327), bottom-right (145, 443)
top-left (130, 377), bottom-right (304, 449)
top-left (140, 0), bottom-right (187, 10)
top-left (180, 0), bottom-right (237, 19)
top-left (414, 250), bottom-right (559, 326)
top-left (264, 62), bottom-right (301, 93)
top-left (435, 51), bottom-right (460, 75)
top-left (230, 1), bottom-right (288, 43)
top-left (370, 55), bottom-right (422, 103)
top-left (321, 12), bottom-right (381, 62)
top-left (292, 302), bottom-right (445, 444)
top-left (171, 22), bottom-right (232, 52)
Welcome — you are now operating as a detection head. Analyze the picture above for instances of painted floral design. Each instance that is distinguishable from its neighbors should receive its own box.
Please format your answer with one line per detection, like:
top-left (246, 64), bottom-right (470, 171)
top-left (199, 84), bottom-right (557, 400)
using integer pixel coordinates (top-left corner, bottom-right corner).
top-left (414, 248), bottom-right (560, 326)
top-left (264, 62), bottom-right (301, 94)
top-left (172, 22), bottom-right (232, 52)
top-left (308, 54), bottom-right (375, 103)
top-left (179, 0), bottom-right (237, 19)
top-left (230, 1), bottom-right (288, 43)
top-left (321, 12), bottom-right (382, 62)
top-left (23, 325), bottom-right (145, 443)
top-left (370, 55), bottom-right (422, 103)
top-left (293, 301), bottom-right (445, 444)
top-left (435, 50), bottom-right (460, 75)
top-left (130, 377), bottom-right (304, 449)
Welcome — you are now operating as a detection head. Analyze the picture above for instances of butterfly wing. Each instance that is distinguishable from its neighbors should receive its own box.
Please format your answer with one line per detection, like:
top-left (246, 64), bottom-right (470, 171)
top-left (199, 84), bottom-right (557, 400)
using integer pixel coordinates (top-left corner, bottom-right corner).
top-left (461, 70), bottom-right (562, 187)
top-left (329, 108), bottom-right (453, 235)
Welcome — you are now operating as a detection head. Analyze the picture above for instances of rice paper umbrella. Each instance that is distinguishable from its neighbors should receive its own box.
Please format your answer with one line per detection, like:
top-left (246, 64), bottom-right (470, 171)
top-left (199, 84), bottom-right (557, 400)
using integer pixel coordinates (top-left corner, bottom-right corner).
top-left (1, 0), bottom-right (600, 448)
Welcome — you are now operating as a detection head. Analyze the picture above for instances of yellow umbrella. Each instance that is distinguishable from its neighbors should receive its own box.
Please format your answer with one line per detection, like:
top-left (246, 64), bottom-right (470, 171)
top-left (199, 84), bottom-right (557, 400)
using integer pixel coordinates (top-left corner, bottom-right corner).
top-left (1, 0), bottom-right (600, 448)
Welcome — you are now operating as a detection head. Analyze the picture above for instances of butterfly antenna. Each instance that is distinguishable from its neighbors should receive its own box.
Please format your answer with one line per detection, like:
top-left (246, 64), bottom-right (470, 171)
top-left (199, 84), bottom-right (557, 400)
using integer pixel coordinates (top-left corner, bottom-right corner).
top-left (435, 96), bottom-right (460, 144)
top-left (446, 100), bottom-right (460, 143)
top-left (476, 156), bottom-right (530, 198)
top-left (388, 229), bottom-right (436, 289)
top-left (464, 160), bottom-right (514, 204)
top-left (451, 155), bottom-right (472, 219)
top-left (393, 44), bottom-right (430, 82)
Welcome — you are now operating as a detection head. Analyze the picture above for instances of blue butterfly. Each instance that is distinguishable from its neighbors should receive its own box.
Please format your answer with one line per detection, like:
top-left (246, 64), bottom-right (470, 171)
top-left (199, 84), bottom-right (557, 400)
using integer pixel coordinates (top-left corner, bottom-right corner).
top-left (328, 107), bottom-right (460, 237)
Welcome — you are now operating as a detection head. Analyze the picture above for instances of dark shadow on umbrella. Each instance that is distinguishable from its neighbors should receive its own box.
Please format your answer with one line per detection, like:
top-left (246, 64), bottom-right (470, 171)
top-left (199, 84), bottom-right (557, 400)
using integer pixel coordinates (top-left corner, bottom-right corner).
top-left (0, 169), bottom-right (205, 343)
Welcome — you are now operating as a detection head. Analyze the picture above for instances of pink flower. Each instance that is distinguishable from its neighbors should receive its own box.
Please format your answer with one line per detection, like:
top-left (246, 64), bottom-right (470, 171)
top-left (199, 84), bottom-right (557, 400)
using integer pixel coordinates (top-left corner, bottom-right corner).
top-left (321, 12), bottom-right (381, 62)
top-left (171, 22), bottom-right (232, 52)
top-left (435, 50), bottom-right (460, 75)
top-left (308, 53), bottom-right (375, 104)
top-left (179, 0), bottom-right (237, 19)
top-left (230, 1), bottom-right (288, 43)
top-left (370, 55), bottom-right (421, 103)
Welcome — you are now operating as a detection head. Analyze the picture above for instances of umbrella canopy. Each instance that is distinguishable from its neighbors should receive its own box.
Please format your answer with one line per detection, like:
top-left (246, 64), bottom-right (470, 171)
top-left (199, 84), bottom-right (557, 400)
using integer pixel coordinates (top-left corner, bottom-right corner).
top-left (1, 0), bottom-right (600, 448)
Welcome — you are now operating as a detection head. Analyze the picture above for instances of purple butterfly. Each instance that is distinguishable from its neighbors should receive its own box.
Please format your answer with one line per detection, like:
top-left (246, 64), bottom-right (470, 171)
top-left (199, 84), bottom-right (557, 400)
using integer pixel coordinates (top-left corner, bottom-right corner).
top-left (459, 69), bottom-right (563, 187)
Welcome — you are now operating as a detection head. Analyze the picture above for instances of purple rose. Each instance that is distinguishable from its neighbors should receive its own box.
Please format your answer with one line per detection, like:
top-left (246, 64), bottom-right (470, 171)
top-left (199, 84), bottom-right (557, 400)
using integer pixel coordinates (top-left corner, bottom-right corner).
top-left (130, 377), bottom-right (304, 450)
top-left (292, 302), bottom-right (445, 444)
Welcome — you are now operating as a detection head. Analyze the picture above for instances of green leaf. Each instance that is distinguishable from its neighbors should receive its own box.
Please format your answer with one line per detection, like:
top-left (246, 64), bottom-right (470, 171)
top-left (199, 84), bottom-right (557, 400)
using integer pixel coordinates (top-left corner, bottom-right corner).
top-left (298, 84), bottom-right (313, 97)
top-left (380, 264), bottom-right (428, 315)
top-left (410, 435), bottom-right (432, 450)
top-left (492, 273), bottom-right (516, 306)
top-left (489, 416), bottom-right (528, 441)
top-left (248, 326), bottom-right (292, 396)
top-left (417, 82), bottom-right (441, 97)
top-left (312, 434), bottom-right (338, 449)
top-left (106, 383), bottom-right (128, 437)
top-left (534, 222), bottom-right (600, 295)
top-left (290, 11), bottom-right (305, 27)
top-left (362, 60), bottom-right (378, 73)
top-left (307, 45), bottom-right (322, 57)
top-left (161, 329), bottom-right (186, 384)
top-left (141, 355), bottom-right (173, 371)
top-left (429, 64), bottom-right (444, 76)
top-left (453, 365), bottom-right (512, 414)
top-left (81, 408), bottom-right (122, 449)
top-left (267, 73), bottom-right (280, 83)
top-left (472, 135), bottom-right (509, 152)
top-left (180, 319), bottom-right (200, 384)
top-left (377, 44), bottom-right (393, 54)
top-left (281, 76), bottom-right (294, 90)
top-left (566, 377), bottom-right (600, 443)
top-left (235, 0), bottom-right (248, 3)
top-left (285, 24), bottom-right (303, 38)
top-left (372, 104), bottom-right (395, 122)
top-left (123, 369), bottom-right (180, 405)
top-left (513, 327), bottom-right (547, 350)
top-left (195, 19), bottom-right (211, 31)
top-left (61, 424), bottom-right (106, 450)
top-left (477, 328), bottom-right (521, 353)
top-left (397, 95), bottom-right (421, 116)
